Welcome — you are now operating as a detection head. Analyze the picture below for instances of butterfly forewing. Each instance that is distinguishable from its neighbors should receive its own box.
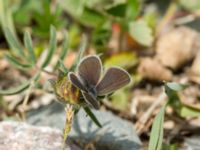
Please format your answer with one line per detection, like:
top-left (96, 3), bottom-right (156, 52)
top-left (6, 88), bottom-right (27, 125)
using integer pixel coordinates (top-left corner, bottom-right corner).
top-left (68, 72), bottom-right (87, 92)
top-left (82, 91), bottom-right (100, 109)
top-left (78, 55), bottom-right (102, 86)
top-left (96, 67), bottom-right (131, 96)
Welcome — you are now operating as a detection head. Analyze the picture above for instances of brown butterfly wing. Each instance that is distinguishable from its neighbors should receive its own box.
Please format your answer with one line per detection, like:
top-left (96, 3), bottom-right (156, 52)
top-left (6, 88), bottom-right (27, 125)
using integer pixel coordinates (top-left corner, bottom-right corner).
top-left (96, 67), bottom-right (131, 96)
top-left (82, 91), bottom-right (100, 109)
top-left (78, 55), bottom-right (102, 86)
top-left (68, 72), bottom-right (87, 92)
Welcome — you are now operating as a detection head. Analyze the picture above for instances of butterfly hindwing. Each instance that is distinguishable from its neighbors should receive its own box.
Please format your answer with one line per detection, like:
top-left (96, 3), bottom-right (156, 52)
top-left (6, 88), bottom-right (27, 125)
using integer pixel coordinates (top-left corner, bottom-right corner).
top-left (68, 72), bottom-right (87, 92)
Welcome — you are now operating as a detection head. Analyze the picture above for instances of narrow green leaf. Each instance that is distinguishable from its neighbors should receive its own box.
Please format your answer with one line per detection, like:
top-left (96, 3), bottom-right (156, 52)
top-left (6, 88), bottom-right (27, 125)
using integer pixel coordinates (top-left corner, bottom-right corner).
top-left (165, 82), bottom-right (183, 114)
top-left (181, 105), bottom-right (200, 117)
top-left (105, 0), bottom-right (140, 20)
top-left (0, 71), bottom-right (40, 96)
top-left (0, 81), bottom-right (30, 95)
top-left (0, 0), bottom-right (19, 47)
top-left (162, 144), bottom-right (178, 150)
top-left (5, 54), bottom-right (32, 70)
top-left (106, 3), bottom-right (126, 18)
top-left (104, 52), bottom-right (138, 69)
top-left (180, 0), bottom-right (200, 12)
top-left (165, 82), bottom-right (200, 118)
top-left (33, 72), bottom-right (41, 82)
top-left (84, 107), bottom-right (102, 128)
top-left (6, 7), bottom-right (16, 38)
top-left (75, 35), bottom-right (87, 64)
top-left (126, 0), bottom-right (140, 20)
top-left (58, 60), bottom-right (69, 73)
top-left (24, 31), bottom-right (36, 64)
top-left (148, 104), bottom-right (166, 150)
top-left (41, 25), bottom-right (57, 68)
top-left (70, 35), bottom-right (87, 71)
top-left (77, 7), bottom-right (105, 27)
top-left (4, 28), bottom-right (24, 56)
top-left (54, 31), bottom-right (69, 69)
top-left (165, 82), bottom-right (186, 92)
top-left (60, 31), bottom-right (69, 61)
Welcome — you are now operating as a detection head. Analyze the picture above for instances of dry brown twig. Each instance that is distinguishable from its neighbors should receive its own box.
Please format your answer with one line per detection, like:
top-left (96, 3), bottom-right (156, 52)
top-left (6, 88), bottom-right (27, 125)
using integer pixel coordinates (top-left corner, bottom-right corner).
top-left (135, 91), bottom-right (167, 134)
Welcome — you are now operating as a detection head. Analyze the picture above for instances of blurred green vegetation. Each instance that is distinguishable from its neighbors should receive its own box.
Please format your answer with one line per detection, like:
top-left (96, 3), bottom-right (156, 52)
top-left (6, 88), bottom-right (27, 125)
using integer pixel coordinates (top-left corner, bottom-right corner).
top-left (1, 1), bottom-right (200, 149)
top-left (1, 0), bottom-right (200, 115)
top-left (1, 0), bottom-right (200, 50)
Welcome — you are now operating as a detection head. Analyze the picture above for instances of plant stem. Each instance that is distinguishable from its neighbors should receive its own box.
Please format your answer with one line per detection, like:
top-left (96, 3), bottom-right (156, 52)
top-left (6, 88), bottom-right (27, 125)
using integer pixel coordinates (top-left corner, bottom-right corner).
top-left (20, 72), bottom-right (40, 121)
top-left (156, 1), bottom-right (178, 36)
top-left (62, 104), bottom-right (74, 150)
top-left (21, 80), bottom-right (35, 121)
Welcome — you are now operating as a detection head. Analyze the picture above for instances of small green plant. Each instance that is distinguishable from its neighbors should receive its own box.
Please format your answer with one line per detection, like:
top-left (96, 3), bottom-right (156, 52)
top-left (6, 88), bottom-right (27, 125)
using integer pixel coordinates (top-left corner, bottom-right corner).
top-left (149, 82), bottom-right (200, 150)
top-left (148, 82), bottom-right (185, 150)
top-left (0, 25), bottom-right (66, 111)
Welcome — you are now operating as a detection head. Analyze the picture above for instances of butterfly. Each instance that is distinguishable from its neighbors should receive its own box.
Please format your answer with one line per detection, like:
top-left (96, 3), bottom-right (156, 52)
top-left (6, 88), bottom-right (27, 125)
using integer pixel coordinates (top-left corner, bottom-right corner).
top-left (68, 55), bottom-right (131, 109)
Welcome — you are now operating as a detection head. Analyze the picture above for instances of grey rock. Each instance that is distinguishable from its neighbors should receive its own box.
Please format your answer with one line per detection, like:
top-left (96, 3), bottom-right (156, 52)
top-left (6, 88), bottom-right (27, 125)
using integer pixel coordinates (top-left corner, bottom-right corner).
top-left (0, 121), bottom-right (80, 150)
top-left (181, 136), bottom-right (200, 150)
top-left (28, 102), bottom-right (141, 150)
top-left (28, 101), bottom-right (65, 129)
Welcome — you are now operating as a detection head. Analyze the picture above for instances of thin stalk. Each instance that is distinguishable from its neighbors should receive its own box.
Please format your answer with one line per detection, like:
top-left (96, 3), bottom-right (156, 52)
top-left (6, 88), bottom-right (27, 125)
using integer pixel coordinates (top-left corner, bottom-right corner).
top-left (62, 104), bottom-right (74, 150)
top-left (21, 80), bottom-right (35, 121)
top-left (156, 1), bottom-right (178, 36)
top-left (21, 72), bottom-right (40, 121)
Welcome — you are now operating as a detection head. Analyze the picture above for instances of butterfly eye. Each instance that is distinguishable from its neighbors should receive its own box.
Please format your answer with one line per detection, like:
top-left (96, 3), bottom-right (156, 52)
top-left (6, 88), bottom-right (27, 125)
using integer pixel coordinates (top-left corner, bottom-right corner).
top-left (96, 67), bottom-right (131, 96)
top-left (78, 55), bottom-right (102, 86)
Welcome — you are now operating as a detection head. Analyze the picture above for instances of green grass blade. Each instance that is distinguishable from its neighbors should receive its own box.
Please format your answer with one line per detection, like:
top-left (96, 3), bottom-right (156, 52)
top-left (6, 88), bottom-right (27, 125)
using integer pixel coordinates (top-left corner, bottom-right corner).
top-left (41, 25), bottom-right (57, 68)
top-left (4, 27), bottom-right (24, 57)
top-left (0, 72), bottom-right (39, 96)
top-left (70, 35), bottom-right (87, 71)
top-left (165, 82), bottom-right (183, 115)
top-left (59, 31), bottom-right (69, 61)
top-left (24, 31), bottom-right (36, 64)
top-left (54, 31), bottom-right (69, 69)
top-left (58, 59), bottom-right (68, 73)
top-left (5, 54), bottom-right (32, 70)
top-left (0, 0), bottom-right (21, 55)
top-left (0, 81), bottom-right (30, 95)
top-left (32, 72), bottom-right (41, 82)
top-left (0, 0), bottom-right (15, 35)
top-left (84, 107), bottom-right (102, 128)
top-left (165, 82), bottom-right (186, 92)
top-left (148, 104), bottom-right (166, 150)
